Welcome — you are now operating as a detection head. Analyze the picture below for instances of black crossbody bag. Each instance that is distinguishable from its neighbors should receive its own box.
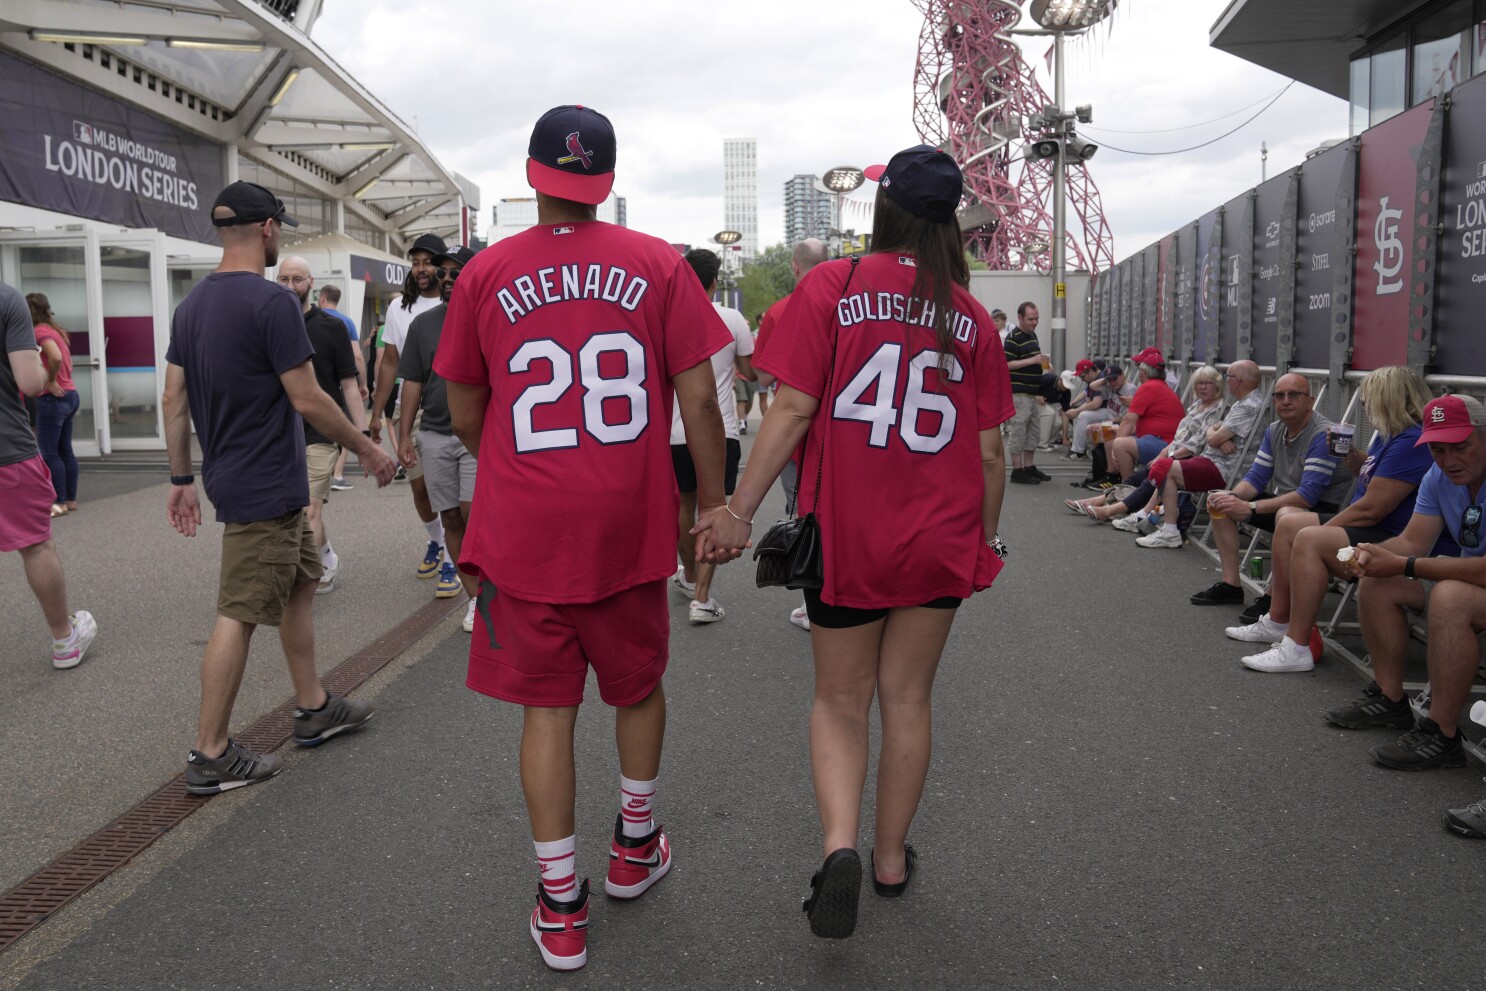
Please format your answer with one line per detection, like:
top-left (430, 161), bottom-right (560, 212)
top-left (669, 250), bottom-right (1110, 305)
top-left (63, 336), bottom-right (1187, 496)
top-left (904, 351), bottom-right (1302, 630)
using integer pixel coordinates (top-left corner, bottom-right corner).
top-left (754, 257), bottom-right (859, 590)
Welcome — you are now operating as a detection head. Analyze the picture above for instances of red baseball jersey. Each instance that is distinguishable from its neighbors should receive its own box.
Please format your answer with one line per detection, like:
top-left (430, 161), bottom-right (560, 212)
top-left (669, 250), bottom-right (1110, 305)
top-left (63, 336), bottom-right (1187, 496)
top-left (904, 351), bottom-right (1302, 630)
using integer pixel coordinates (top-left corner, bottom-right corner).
top-left (753, 292), bottom-right (790, 367)
top-left (435, 221), bottom-right (730, 603)
top-left (755, 253), bottom-right (1014, 609)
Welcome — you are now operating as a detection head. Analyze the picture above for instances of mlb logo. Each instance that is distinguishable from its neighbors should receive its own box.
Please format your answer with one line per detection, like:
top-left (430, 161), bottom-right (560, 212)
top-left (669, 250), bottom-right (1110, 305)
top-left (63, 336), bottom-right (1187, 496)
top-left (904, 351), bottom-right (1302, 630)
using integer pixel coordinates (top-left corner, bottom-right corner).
top-left (1477, 161), bottom-right (1486, 179)
top-left (553, 226), bottom-right (575, 236)
top-left (72, 121), bottom-right (96, 145)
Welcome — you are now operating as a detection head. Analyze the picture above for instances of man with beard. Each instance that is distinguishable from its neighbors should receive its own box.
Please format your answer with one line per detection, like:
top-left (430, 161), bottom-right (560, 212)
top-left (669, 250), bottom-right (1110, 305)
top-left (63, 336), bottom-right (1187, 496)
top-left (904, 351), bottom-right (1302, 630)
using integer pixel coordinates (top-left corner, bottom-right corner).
top-left (163, 181), bottom-right (396, 794)
top-left (398, 244), bottom-right (478, 628)
top-left (277, 256), bottom-right (365, 594)
top-left (369, 233), bottom-right (458, 596)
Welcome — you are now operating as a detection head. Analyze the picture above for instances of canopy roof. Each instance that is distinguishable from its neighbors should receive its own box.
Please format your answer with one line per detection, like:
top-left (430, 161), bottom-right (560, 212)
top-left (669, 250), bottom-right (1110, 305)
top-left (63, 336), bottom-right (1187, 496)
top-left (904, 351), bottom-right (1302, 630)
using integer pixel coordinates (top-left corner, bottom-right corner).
top-left (0, 0), bottom-right (475, 251)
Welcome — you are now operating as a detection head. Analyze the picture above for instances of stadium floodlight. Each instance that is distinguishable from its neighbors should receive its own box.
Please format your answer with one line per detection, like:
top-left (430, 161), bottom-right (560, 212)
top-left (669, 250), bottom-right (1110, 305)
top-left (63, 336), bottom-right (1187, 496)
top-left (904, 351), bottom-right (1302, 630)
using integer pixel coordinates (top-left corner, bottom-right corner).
top-left (820, 167), bottom-right (865, 193)
top-left (713, 230), bottom-right (742, 245)
top-left (1030, 0), bottom-right (1116, 30)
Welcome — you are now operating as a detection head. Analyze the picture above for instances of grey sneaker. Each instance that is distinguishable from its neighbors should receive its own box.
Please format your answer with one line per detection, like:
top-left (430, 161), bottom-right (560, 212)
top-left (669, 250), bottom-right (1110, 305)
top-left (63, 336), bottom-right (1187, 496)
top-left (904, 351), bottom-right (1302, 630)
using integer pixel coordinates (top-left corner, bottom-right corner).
top-left (1370, 717), bottom-right (1466, 771)
top-left (185, 738), bottom-right (283, 795)
top-left (1443, 795), bottom-right (1486, 838)
top-left (293, 692), bottom-right (374, 747)
top-left (1323, 681), bottom-right (1415, 730)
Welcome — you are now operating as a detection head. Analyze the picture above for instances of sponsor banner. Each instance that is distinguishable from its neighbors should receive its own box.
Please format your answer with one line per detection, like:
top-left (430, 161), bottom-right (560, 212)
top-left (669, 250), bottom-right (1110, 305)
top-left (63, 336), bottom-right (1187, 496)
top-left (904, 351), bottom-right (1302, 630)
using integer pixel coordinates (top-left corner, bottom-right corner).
top-left (1437, 73), bottom-right (1486, 375)
top-left (0, 51), bottom-right (223, 243)
top-left (1295, 142), bottom-right (1347, 369)
top-left (1175, 224), bottom-right (1197, 364)
top-left (1155, 233), bottom-right (1173, 354)
top-left (1219, 192), bottom-right (1248, 363)
top-left (349, 254), bottom-right (410, 287)
top-left (1353, 101), bottom-right (1432, 370)
top-left (1195, 209), bottom-right (1220, 363)
top-left (1250, 169), bottom-right (1292, 368)
top-left (1142, 244), bottom-right (1159, 351)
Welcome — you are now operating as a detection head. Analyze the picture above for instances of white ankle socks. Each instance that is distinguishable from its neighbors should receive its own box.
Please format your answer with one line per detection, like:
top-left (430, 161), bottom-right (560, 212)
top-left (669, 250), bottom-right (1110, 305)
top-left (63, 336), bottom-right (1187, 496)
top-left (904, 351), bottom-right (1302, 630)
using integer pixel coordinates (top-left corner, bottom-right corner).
top-left (424, 517), bottom-right (445, 546)
top-left (619, 775), bottom-right (656, 838)
top-left (534, 835), bottom-right (578, 904)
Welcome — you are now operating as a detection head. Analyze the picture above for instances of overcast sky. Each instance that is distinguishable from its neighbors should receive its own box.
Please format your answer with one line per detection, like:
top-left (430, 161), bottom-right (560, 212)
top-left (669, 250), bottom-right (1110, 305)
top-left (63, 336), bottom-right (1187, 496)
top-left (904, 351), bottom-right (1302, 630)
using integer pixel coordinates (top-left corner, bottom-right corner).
top-left (313, 0), bottom-right (1347, 264)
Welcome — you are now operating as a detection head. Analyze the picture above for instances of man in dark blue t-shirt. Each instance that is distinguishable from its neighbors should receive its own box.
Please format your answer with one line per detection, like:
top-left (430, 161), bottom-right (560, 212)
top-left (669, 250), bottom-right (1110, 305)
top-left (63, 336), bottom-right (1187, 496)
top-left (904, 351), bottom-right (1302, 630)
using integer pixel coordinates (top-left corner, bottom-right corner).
top-left (163, 180), bottom-right (396, 796)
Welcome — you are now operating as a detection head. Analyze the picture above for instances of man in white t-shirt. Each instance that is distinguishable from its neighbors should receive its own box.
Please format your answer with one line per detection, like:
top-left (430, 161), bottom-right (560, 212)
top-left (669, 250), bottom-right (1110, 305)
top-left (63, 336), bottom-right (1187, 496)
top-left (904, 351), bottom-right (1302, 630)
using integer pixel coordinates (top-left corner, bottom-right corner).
top-left (671, 248), bottom-right (754, 624)
top-left (368, 232), bottom-right (458, 594)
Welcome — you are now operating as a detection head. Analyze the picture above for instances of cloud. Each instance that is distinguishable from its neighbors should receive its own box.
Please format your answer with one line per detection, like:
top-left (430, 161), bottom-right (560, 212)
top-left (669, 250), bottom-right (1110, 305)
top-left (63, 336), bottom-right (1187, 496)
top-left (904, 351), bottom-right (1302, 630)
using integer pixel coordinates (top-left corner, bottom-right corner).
top-left (312, 0), bottom-right (1348, 260)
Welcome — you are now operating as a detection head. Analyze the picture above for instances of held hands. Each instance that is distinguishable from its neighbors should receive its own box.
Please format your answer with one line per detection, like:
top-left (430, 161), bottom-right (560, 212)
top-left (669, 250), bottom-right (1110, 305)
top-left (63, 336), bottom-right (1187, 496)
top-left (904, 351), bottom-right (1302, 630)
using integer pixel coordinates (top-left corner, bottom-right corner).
top-left (166, 484), bottom-right (201, 537)
top-left (691, 505), bottom-right (752, 564)
top-left (368, 415), bottom-right (383, 445)
top-left (360, 443), bottom-right (398, 487)
top-left (1343, 543), bottom-right (1405, 579)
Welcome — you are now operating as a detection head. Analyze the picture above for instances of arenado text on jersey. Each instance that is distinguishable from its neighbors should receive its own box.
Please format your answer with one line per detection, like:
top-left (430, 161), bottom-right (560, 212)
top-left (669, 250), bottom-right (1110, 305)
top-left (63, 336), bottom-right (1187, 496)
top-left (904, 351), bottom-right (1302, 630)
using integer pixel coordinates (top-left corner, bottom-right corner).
top-left (496, 264), bottom-right (650, 323)
top-left (835, 292), bottom-right (980, 347)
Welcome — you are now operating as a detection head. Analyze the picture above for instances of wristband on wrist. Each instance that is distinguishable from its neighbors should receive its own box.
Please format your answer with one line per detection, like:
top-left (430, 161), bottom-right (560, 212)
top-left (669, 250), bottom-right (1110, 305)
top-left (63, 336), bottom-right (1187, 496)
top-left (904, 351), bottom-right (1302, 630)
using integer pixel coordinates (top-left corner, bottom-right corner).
top-left (725, 503), bottom-right (753, 525)
top-left (170, 474), bottom-right (194, 486)
top-left (1405, 556), bottom-right (1418, 580)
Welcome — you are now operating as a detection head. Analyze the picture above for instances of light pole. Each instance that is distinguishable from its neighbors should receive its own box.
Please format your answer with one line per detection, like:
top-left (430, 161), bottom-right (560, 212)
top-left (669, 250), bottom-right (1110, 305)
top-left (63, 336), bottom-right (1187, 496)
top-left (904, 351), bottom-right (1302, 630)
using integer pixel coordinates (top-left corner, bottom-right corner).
top-left (821, 166), bottom-right (865, 257)
top-left (1021, 0), bottom-right (1114, 371)
top-left (713, 229), bottom-right (742, 307)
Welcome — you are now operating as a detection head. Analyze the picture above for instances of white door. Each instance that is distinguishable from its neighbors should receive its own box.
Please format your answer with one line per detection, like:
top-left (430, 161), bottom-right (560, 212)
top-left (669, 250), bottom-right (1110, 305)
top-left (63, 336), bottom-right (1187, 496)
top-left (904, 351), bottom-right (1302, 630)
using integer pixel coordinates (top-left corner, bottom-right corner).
top-left (0, 228), bottom-right (106, 456)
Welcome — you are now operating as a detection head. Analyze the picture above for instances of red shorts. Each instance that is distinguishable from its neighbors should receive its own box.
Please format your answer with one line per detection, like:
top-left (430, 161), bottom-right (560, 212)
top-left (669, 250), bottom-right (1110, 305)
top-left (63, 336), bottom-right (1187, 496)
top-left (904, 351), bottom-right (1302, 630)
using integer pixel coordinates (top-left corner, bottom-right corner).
top-left (1149, 454), bottom-right (1226, 492)
top-left (467, 580), bottom-right (669, 708)
top-left (0, 455), bottom-right (54, 552)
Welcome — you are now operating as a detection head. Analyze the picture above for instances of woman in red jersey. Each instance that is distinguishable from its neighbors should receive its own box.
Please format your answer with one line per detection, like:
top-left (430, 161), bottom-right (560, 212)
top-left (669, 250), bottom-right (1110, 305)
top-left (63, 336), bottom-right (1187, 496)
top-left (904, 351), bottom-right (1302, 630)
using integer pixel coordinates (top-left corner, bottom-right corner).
top-left (696, 145), bottom-right (1013, 939)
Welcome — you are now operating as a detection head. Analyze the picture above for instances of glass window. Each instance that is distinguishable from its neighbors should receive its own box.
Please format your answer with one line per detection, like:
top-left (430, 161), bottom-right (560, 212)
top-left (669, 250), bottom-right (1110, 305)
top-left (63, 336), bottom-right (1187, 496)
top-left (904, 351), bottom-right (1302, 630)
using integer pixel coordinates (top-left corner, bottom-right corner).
top-left (1475, 14), bottom-right (1486, 75)
top-left (1370, 35), bottom-right (1406, 126)
top-left (1350, 57), bottom-right (1370, 135)
top-left (1413, 1), bottom-right (1471, 103)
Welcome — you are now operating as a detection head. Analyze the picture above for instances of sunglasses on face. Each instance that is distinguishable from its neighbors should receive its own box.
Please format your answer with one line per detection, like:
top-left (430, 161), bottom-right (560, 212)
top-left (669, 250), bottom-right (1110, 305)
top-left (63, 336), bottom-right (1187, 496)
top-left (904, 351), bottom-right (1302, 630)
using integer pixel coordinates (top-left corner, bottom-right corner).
top-left (1273, 391), bottom-right (1310, 402)
top-left (1462, 505), bottom-right (1482, 549)
top-left (435, 266), bottom-right (460, 281)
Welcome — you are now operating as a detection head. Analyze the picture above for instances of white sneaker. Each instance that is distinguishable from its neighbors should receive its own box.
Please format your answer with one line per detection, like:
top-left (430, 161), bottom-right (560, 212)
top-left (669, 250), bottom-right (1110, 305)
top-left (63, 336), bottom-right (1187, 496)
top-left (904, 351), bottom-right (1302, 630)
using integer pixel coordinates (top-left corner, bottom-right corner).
top-left (1225, 613), bottom-right (1286, 642)
top-left (1135, 529), bottom-right (1183, 548)
top-left (789, 604), bottom-right (811, 630)
top-left (52, 610), bottom-right (98, 670)
top-left (463, 598), bottom-right (477, 633)
top-left (1109, 514), bottom-right (1142, 533)
top-left (316, 559), bottom-right (338, 596)
top-left (688, 598), bottom-right (725, 625)
top-left (1240, 638), bottom-right (1315, 673)
top-left (671, 566), bottom-right (696, 597)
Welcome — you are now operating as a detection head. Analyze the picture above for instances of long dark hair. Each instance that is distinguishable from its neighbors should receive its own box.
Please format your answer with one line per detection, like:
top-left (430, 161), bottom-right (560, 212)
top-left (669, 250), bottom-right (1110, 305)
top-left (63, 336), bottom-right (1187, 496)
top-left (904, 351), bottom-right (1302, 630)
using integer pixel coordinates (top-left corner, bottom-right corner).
top-left (398, 272), bottom-right (417, 311)
top-left (869, 186), bottom-right (968, 376)
top-left (26, 292), bottom-right (68, 345)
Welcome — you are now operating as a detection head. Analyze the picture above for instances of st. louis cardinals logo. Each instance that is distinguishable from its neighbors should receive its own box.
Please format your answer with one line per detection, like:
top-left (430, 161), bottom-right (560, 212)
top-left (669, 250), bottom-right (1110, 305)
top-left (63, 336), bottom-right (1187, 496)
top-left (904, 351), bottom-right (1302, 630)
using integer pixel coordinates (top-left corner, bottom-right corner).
top-left (556, 131), bottom-right (594, 170)
top-left (1431, 405), bottom-right (1447, 424)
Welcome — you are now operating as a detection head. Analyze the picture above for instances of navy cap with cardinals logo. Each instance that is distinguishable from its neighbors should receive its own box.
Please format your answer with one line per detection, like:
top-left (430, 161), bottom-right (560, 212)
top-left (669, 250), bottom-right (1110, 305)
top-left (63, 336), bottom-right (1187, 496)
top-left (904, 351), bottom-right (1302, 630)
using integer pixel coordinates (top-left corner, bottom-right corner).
top-left (863, 144), bottom-right (963, 224)
top-left (527, 104), bottom-right (616, 205)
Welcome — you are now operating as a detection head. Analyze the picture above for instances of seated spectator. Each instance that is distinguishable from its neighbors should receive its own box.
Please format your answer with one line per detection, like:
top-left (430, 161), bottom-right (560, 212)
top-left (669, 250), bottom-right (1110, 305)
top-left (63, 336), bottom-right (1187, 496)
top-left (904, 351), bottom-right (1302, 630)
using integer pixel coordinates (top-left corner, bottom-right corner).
top-left (1190, 371), bottom-right (1351, 607)
top-left (1079, 364), bottom-right (1138, 488)
top-left (1067, 364), bottom-right (1227, 529)
top-left (1228, 366), bottom-right (1438, 671)
top-left (1062, 360), bottom-right (1106, 460)
top-left (1327, 394), bottom-right (1486, 776)
top-left (1106, 348), bottom-right (1185, 481)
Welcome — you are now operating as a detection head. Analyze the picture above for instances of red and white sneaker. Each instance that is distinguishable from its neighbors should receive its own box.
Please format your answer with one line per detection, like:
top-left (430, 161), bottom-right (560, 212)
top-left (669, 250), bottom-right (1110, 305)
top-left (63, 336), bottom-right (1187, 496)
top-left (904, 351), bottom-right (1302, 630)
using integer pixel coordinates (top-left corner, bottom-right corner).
top-left (605, 815), bottom-right (672, 899)
top-left (530, 879), bottom-right (589, 971)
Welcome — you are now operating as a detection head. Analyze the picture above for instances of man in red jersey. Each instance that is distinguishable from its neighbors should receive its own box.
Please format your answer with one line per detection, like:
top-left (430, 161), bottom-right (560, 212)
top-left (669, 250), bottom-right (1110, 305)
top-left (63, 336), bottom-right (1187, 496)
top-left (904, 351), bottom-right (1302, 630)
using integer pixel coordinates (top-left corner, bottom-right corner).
top-left (436, 104), bottom-right (731, 973)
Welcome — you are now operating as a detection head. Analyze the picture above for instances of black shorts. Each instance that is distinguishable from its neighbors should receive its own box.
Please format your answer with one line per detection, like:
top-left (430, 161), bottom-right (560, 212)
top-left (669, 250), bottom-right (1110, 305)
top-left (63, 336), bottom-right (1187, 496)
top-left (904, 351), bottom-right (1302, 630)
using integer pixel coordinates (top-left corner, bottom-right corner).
top-left (803, 588), bottom-right (962, 629)
top-left (671, 439), bottom-right (741, 495)
top-left (1249, 493), bottom-right (1341, 533)
top-left (1314, 515), bottom-right (1395, 547)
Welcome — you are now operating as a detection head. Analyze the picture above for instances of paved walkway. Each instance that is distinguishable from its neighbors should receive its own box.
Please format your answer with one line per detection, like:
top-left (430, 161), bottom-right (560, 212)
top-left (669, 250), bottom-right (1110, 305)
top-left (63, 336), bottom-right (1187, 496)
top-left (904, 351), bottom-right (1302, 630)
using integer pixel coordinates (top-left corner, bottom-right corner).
top-left (2, 447), bottom-right (1482, 990)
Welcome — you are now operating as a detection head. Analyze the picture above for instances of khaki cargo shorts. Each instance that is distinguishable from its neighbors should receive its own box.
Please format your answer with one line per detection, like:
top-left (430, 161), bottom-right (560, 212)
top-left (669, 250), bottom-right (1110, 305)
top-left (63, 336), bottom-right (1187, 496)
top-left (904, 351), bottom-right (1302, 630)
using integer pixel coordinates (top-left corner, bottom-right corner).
top-left (218, 510), bottom-right (323, 626)
top-left (306, 442), bottom-right (339, 503)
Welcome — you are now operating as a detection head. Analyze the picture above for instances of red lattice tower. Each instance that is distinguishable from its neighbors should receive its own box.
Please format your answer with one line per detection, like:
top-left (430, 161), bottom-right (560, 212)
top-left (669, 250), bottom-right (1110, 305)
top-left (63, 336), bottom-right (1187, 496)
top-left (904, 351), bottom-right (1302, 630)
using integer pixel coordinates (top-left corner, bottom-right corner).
top-left (913, 0), bottom-right (1115, 271)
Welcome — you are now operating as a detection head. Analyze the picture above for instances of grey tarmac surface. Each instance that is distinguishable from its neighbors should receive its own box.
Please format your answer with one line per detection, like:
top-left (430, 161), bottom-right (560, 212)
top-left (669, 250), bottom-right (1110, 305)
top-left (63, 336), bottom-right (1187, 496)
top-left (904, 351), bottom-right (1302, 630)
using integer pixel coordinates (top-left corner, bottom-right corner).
top-left (3, 443), bottom-right (1483, 991)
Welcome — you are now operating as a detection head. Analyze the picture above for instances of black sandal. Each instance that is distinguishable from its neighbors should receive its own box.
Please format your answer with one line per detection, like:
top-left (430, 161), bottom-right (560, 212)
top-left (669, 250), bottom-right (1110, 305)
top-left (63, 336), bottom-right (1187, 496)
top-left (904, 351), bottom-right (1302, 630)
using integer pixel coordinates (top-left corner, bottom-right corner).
top-left (802, 848), bottom-right (862, 938)
top-left (871, 843), bottom-right (916, 897)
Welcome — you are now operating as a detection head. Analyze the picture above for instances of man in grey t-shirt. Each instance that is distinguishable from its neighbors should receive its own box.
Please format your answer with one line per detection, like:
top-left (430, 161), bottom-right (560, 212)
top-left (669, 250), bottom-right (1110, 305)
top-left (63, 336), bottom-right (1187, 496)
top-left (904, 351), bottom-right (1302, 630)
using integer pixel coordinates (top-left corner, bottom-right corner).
top-left (0, 281), bottom-right (97, 669)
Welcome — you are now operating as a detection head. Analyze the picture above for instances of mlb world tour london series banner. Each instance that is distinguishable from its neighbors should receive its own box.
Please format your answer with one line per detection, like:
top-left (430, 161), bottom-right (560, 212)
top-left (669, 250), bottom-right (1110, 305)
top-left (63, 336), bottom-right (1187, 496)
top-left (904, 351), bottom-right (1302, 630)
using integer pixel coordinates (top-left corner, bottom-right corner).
top-left (0, 51), bottom-right (223, 244)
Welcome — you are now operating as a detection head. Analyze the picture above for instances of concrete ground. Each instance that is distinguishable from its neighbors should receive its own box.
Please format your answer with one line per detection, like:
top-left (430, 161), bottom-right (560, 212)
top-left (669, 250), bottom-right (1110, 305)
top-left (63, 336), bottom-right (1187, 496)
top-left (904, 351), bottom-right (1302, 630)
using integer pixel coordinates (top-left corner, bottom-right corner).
top-left (1, 440), bottom-right (1482, 991)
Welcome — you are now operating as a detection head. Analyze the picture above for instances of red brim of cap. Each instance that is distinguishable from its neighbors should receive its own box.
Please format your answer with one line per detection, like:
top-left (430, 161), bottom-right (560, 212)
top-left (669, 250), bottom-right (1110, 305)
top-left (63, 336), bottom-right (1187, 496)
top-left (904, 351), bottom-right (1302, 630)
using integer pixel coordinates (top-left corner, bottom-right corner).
top-left (526, 158), bottom-right (614, 206)
top-left (1415, 425), bottom-right (1475, 446)
top-left (863, 164), bottom-right (887, 182)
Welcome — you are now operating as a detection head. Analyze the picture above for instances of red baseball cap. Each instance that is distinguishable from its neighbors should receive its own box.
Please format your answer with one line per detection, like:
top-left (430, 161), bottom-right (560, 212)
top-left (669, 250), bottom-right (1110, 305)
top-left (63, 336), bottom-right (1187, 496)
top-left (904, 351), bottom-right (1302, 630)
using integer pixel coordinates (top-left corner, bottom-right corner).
top-left (1132, 347), bottom-right (1165, 368)
top-left (1416, 394), bottom-right (1486, 446)
top-left (526, 105), bottom-right (616, 205)
top-left (1075, 359), bottom-right (1098, 375)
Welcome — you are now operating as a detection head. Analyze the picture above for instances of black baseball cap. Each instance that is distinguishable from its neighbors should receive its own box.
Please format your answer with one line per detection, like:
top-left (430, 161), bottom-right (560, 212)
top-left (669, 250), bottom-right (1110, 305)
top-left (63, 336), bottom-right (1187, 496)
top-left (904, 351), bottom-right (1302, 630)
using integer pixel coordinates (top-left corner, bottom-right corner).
top-left (211, 181), bottom-right (298, 227)
top-left (863, 145), bottom-right (962, 224)
top-left (436, 245), bottom-right (477, 267)
top-left (409, 233), bottom-right (447, 259)
top-left (526, 104), bottom-right (616, 205)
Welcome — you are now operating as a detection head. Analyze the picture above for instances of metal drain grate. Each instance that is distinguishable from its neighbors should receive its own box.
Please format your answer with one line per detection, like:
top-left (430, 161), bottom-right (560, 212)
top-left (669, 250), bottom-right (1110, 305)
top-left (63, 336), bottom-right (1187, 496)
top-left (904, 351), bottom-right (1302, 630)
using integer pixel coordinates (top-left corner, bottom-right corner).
top-left (0, 596), bottom-right (461, 954)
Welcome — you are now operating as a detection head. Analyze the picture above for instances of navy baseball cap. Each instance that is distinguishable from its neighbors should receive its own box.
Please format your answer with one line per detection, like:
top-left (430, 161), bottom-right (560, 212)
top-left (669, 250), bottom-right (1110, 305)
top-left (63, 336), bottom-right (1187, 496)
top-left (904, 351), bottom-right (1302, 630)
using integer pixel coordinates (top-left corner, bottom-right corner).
top-left (211, 181), bottom-right (298, 227)
top-left (409, 233), bottom-right (447, 259)
top-left (1103, 364), bottom-right (1125, 381)
top-left (863, 145), bottom-right (962, 224)
top-left (527, 105), bottom-right (616, 205)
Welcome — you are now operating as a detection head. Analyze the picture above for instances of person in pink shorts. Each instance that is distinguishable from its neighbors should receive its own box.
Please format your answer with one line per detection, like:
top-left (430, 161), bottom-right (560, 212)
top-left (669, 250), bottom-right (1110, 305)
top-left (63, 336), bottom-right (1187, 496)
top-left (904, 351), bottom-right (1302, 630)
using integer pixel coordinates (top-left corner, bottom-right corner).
top-left (0, 281), bottom-right (96, 669)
